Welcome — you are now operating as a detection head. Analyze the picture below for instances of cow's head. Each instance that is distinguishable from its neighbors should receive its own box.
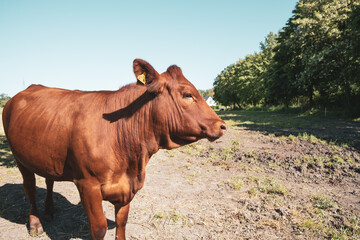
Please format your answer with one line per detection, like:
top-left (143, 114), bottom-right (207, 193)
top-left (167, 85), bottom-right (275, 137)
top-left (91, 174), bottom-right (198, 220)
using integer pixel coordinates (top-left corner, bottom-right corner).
top-left (133, 59), bottom-right (226, 149)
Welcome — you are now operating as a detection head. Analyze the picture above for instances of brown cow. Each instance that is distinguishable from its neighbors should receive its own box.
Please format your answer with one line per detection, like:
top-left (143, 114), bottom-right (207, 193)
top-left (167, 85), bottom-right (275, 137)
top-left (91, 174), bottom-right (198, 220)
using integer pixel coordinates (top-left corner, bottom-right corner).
top-left (2, 59), bottom-right (226, 240)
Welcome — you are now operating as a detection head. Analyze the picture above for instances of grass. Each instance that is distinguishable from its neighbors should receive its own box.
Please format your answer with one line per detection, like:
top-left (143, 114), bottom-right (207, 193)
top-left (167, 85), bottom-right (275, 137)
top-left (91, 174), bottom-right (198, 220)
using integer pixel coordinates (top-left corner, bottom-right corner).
top-left (248, 177), bottom-right (287, 196)
top-left (183, 163), bottom-right (191, 170)
top-left (300, 217), bottom-right (325, 235)
top-left (217, 110), bottom-right (359, 149)
top-left (298, 207), bottom-right (360, 240)
top-left (163, 149), bottom-right (175, 158)
top-left (218, 110), bottom-right (319, 130)
top-left (291, 192), bottom-right (360, 239)
top-left (311, 194), bottom-right (334, 210)
top-left (297, 132), bottom-right (327, 145)
top-left (179, 143), bottom-right (205, 155)
top-left (245, 151), bottom-right (256, 158)
top-left (231, 140), bottom-right (241, 151)
top-left (227, 177), bottom-right (243, 190)
top-left (221, 147), bottom-right (235, 161)
top-left (331, 155), bottom-right (346, 164)
top-left (261, 178), bottom-right (287, 195)
top-left (301, 153), bottom-right (357, 173)
top-left (238, 104), bottom-right (358, 120)
top-left (303, 155), bottom-right (326, 166)
top-left (204, 145), bottom-right (239, 163)
top-left (184, 172), bottom-right (197, 184)
top-left (288, 134), bottom-right (297, 142)
top-left (150, 209), bottom-right (187, 229)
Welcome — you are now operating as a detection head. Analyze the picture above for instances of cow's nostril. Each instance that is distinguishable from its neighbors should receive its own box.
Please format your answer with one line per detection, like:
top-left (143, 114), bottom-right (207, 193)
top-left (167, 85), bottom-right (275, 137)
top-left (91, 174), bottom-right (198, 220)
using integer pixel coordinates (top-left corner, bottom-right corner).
top-left (220, 124), bottom-right (227, 131)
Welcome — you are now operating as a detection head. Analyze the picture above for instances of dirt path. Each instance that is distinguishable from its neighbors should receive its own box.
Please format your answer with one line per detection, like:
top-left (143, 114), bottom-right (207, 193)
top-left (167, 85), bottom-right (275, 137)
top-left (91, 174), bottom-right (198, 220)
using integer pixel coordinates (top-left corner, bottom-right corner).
top-left (0, 112), bottom-right (359, 239)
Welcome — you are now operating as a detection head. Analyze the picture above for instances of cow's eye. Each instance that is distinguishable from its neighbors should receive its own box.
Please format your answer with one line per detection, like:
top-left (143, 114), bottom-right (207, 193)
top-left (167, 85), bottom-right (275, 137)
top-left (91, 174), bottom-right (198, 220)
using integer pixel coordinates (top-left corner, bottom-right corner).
top-left (183, 93), bottom-right (193, 99)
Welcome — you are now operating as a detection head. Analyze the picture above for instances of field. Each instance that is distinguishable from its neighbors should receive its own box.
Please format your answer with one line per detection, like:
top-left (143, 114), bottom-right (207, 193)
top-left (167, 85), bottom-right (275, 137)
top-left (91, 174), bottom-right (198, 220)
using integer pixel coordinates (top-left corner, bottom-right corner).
top-left (0, 109), bottom-right (360, 239)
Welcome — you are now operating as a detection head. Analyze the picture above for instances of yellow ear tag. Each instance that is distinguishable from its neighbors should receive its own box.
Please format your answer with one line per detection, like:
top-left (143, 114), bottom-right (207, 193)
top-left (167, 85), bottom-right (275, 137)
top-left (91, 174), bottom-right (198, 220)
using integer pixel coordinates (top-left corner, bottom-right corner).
top-left (137, 72), bottom-right (146, 85)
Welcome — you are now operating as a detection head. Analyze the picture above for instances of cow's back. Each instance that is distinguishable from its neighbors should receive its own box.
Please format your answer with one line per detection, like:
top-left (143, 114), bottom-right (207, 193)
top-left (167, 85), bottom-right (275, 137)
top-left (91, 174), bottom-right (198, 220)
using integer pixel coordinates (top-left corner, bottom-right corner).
top-left (3, 85), bottom-right (110, 180)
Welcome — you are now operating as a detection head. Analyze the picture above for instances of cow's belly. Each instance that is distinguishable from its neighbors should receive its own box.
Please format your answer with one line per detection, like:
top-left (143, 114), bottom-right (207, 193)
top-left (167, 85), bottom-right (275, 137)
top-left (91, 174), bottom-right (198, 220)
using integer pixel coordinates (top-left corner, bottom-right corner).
top-left (13, 150), bottom-right (72, 181)
top-left (8, 130), bottom-right (72, 180)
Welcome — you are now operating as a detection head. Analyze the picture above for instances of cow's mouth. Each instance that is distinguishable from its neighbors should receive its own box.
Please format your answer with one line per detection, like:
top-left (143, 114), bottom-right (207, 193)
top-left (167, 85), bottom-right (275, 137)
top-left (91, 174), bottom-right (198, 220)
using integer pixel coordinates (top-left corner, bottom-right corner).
top-left (172, 135), bottom-right (199, 146)
top-left (179, 133), bottom-right (220, 143)
top-left (206, 135), bottom-right (221, 142)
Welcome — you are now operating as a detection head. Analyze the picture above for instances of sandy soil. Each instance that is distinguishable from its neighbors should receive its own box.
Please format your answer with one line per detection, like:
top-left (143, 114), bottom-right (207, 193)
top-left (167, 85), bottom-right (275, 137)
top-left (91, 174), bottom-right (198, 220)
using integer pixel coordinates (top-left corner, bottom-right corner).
top-left (0, 111), bottom-right (359, 240)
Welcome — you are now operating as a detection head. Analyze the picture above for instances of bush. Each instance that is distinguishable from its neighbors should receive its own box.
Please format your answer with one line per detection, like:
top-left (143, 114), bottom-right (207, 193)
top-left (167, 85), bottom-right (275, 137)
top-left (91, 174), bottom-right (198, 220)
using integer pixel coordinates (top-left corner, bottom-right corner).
top-left (0, 94), bottom-right (10, 108)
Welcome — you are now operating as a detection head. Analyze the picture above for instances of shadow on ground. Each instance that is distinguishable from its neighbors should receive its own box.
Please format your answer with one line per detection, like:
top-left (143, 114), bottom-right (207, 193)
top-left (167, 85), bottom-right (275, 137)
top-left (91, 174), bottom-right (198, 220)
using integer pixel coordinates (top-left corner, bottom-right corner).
top-left (218, 110), bottom-right (360, 150)
top-left (0, 184), bottom-right (115, 240)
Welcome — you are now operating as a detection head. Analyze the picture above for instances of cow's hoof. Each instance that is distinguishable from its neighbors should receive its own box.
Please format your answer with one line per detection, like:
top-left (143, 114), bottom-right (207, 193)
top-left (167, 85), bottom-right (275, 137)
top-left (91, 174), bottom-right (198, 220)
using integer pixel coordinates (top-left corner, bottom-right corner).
top-left (29, 215), bottom-right (44, 236)
top-left (29, 226), bottom-right (44, 237)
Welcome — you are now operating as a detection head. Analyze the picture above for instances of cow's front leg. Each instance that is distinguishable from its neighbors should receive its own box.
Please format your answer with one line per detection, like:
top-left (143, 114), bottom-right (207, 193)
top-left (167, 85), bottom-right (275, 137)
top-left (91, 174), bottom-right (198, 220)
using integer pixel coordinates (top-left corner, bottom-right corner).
top-left (114, 203), bottom-right (130, 240)
top-left (76, 180), bottom-right (107, 240)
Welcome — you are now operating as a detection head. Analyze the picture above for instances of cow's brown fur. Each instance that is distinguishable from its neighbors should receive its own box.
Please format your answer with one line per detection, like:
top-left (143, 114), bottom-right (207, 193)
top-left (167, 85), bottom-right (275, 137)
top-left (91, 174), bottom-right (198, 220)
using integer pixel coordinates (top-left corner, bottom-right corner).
top-left (2, 59), bottom-right (226, 240)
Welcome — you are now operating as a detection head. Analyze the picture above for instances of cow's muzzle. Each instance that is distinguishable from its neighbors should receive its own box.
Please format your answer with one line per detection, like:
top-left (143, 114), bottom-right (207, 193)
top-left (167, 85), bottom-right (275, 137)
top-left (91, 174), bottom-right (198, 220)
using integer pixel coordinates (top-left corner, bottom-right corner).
top-left (202, 120), bottom-right (227, 142)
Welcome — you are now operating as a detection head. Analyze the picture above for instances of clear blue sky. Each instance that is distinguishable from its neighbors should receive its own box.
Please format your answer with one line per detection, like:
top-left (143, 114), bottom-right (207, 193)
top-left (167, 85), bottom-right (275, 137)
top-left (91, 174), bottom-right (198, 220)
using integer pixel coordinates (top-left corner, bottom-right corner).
top-left (0, 0), bottom-right (298, 97)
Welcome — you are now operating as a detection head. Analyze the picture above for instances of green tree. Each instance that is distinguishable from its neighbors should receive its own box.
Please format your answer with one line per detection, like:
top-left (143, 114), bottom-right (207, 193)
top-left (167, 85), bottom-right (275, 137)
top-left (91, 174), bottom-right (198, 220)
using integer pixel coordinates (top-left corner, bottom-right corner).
top-left (214, 0), bottom-right (360, 117)
top-left (269, 0), bottom-right (360, 113)
top-left (214, 33), bottom-right (277, 108)
top-left (198, 89), bottom-right (214, 99)
top-left (214, 64), bottom-right (240, 108)
top-left (289, 0), bottom-right (360, 110)
top-left (0, 93), bottom-right (10, 108)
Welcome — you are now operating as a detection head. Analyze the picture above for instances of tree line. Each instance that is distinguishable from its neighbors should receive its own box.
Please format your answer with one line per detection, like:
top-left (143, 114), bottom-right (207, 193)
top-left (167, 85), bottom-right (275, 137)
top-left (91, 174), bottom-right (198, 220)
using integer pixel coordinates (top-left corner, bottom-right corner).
top-left (0, 94), bottom-right (10, 108)
top-left (213, 0), bottom-right (360, 117)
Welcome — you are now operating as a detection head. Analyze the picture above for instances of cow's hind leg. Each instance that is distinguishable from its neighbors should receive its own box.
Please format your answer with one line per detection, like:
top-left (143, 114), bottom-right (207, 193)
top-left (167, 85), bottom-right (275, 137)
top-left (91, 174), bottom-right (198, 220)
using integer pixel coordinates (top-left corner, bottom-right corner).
top-left (44, 178), bottom-right (54, 217)
top-left (16, 161), bottom-right (44, 236)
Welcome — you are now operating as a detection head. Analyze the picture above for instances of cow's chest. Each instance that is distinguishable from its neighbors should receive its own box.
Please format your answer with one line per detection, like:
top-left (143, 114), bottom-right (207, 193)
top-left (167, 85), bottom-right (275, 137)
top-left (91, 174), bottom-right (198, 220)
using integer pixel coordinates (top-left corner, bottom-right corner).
top-left (100, 174), bottom-right (144, 205)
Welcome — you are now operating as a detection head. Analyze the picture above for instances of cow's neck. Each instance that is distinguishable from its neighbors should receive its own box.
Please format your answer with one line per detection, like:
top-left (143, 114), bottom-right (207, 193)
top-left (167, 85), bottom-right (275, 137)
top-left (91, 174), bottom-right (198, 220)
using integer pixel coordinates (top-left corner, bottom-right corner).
top-left (106, 84), bottom-right (160, 186)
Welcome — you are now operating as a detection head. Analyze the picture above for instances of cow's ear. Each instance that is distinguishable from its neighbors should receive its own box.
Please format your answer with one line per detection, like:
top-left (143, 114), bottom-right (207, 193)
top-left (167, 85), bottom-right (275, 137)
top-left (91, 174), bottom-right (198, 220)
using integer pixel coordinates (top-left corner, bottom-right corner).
top-left (166, 65), bottom-right (184, 79)
top-left (133, 59), bottom-right (164, 93)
